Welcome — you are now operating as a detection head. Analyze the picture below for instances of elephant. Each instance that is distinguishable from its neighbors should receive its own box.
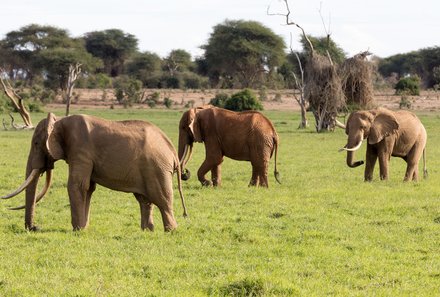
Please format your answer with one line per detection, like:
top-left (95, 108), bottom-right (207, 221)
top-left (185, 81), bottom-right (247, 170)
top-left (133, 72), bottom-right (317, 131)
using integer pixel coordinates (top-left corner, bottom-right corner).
top-left (339, 108), bottom-right (427, 181)
top-left (178, 105), bottom-right (281, 187)
top-left (2, 113), bottom-right (187, 232)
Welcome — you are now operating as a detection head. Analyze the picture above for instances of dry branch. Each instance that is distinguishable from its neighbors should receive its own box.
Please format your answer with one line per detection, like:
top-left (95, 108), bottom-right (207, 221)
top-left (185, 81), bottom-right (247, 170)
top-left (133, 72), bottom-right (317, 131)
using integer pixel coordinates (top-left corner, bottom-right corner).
top-left (0, 69), bottom-right (33, 128)
top-left (339, 51), bottom-right (374, 109)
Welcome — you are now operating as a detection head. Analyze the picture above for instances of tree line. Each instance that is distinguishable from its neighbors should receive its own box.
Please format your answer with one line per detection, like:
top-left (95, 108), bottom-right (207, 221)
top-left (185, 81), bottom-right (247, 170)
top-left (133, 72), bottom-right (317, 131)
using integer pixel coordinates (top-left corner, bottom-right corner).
top-left (0, 21), bottom-right (439, 108)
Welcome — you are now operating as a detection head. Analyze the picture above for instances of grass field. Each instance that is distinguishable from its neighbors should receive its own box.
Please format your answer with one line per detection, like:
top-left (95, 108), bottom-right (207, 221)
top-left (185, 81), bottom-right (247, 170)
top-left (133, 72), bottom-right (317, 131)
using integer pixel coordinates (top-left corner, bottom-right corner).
top-left (0, 108), bottom-right (439, 296)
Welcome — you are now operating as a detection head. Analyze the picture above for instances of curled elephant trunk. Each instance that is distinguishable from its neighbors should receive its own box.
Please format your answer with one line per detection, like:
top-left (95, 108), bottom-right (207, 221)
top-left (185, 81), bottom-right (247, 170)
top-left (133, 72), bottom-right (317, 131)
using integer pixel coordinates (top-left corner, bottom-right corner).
top-left (179, 144), bottom-right (193, 180)
top-left (339, 132), bottom-right (364, 168)
top-left (9, 170), bottom-right (52, 210)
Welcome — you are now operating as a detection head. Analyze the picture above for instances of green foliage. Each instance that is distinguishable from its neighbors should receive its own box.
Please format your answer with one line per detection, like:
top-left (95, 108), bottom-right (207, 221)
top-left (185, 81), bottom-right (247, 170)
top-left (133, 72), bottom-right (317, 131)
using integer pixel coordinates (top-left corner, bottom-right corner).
top-left (399, 96), bottom-right (412, 109)
top-left (209, 92), bottom-right (230, 108)
top-left (77, 73), bottom-right (113, 89)
top-left (125, 51), bottom-right (162, 86)
top-left (113, 75), bottom-right (143, 106)
top-left (395, 76), bottom-right (420, 95)
top-left (224, 89), bottom-right (263, 111)
top-left (300, 35), bottom-right (347, 65)
top-left (163, 97), bottom-right (173, 109)
top-left (0, 110), bottom-right (439, 296)
top-left (378, 46), bottom-right (440, 88)
top-left (203, 19), bottom-right (286, 88)
top-left (84, 29), bottom-right (138, 77)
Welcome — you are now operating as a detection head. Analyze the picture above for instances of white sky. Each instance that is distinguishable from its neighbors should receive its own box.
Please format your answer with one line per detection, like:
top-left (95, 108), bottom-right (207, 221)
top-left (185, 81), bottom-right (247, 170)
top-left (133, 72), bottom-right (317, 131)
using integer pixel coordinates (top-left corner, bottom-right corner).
top-left (1, 0), bottom-right (438, 58)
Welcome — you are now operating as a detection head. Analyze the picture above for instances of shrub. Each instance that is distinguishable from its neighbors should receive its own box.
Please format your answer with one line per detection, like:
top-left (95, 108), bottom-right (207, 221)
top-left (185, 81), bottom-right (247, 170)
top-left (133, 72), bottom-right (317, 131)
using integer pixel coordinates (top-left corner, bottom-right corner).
top-left (209, 93), bottom-right (229, 108)
top-left (163, 97), bottom-right (174, 109)
top-left (113, 76), bottom-right (143, 105)
top-left (395, 76), bottom-right (420, 95)
top-left (399, 96), bottom-right (412, 109)
top-left (224, 89), bottom-right (263, 111)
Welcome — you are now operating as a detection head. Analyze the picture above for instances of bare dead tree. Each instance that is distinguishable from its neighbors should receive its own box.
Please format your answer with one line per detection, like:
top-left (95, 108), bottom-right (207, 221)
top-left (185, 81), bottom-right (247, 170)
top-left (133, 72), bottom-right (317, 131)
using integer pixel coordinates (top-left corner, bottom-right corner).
top-left (65, 63), bottom-right (82, 116)
top-left (268, 0), bottom-right (345, 132)
top-left (0, 69), bottom-right (33, 129)
top-left (290, 41), bottom-right (308, 128)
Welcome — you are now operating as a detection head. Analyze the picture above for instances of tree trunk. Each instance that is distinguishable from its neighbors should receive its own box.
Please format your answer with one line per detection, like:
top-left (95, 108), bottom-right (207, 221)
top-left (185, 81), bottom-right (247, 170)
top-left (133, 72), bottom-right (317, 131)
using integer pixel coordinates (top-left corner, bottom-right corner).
top-left (0, 75), bottom-right (33, 128)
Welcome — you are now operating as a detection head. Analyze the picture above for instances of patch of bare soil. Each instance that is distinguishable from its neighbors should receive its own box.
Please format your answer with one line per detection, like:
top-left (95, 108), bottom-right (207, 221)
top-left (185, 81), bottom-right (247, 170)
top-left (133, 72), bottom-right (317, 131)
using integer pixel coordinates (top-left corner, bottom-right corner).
top-left (47, 88), bottom-right (440, 112)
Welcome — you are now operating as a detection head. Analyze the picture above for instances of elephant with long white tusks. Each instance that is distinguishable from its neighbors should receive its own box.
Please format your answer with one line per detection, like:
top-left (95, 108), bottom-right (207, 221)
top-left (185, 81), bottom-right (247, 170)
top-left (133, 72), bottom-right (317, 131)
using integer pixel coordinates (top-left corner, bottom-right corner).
top-left (339, 108), bottom-right (427, 181)
top-left (2, 113), bottom-right (187, 232)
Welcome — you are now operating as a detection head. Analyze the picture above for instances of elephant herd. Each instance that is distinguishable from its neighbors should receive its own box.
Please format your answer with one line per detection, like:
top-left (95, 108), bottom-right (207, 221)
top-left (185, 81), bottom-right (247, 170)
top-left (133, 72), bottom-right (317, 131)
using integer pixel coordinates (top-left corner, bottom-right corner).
top-left (1, 106), bottom-right (427, 232)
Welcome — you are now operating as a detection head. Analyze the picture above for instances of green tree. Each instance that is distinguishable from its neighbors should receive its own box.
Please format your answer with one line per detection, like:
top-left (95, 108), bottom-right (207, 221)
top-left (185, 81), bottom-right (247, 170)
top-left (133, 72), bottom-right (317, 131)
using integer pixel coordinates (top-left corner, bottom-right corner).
top-left (163, 49), bottom-right (194, 75)
top-left (38, 42), bottom-right (101, 91)
top-left (84, 29), bottom-right (138, 77)
top-left (203, 20), bottom-right (285, 88)
top-left (0, 24), bottom-right (77, 84)
top-left (300, 35), bottom-right (346, 65)
top-left (125, 51), bottom-right (162, 86)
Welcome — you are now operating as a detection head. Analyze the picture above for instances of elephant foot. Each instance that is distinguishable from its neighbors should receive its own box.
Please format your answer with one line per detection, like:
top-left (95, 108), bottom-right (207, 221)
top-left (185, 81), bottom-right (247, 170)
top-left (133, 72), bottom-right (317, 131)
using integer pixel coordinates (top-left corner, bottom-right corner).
top-left (26, 225), bottom-right (40, 232)
top-left (142, 224), bottom-right (155, 232)
top-left (201, 180), bottom-right (212, 187)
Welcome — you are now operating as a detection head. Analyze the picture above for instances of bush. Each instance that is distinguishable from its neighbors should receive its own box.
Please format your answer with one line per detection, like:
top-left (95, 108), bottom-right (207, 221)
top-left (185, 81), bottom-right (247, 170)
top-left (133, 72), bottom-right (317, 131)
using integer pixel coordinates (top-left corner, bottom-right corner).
top-left (395, 76), bottom-right (420, 95)
top-left (399, 96), bottom-right (412, 109)
top-left (224, 89), bottom-right (263, 111)
top-left (209, 93), bottom-right (229, 108)
top-left (113, 76), bottom-right (143, 105)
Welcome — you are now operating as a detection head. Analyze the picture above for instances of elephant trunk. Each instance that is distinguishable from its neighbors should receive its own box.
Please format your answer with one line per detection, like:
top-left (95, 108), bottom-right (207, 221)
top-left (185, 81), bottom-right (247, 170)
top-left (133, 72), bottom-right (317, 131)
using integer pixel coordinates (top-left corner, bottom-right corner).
top-left (346, 150), bottom-right (364, 168)
top-left (343, 132), bottom-right (365, 168)
top-left (24, 159), bottom-right (41, 231)
top-left (178, 134), bottom-right (193, 181)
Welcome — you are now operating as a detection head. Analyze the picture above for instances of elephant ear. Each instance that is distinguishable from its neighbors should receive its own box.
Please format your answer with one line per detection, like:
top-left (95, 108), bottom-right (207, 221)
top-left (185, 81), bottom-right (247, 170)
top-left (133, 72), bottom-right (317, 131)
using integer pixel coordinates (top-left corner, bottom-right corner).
top-left (368, 110), bottom-right (399, 144)
top-left (45, 113), bottom-right (65, 160)
top-left (188, 108), bottom-right (203, 142)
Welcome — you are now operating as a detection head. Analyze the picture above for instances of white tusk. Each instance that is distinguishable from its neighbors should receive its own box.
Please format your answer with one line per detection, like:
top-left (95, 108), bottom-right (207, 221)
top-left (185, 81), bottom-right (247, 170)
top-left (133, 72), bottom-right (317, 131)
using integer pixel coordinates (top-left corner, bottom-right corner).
top-left (9, 170), bottom-right (52, 210)
top-left (1, 169), bottom-right (41, 199)
top-left (179, 145), bottom-right (189, 167)
top-left (335, 119), bottom-right (346, 129)
top-left (339, 140), bottom-right (363, 152)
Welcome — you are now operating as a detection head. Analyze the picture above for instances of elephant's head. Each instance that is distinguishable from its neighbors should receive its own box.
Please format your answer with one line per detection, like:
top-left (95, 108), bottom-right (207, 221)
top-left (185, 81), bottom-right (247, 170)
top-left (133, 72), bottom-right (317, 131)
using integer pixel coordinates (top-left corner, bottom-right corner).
top-left (178, 106), bottom-right (212, 180)
top-left (2, 112), bottom-right (65, 230)
top-left (340, 108), bottom-right (399, 168)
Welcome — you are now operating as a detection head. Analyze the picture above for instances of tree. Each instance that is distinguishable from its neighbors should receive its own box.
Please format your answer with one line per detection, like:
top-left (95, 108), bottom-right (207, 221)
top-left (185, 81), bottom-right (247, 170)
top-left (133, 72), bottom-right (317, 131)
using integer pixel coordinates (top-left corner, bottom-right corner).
top-left (0, 24), bottom-right (76, 84)
top-left (203, 20), bottom-right (285, 88)
top-left (300, 35), bottom-right (346, 65)
top-left (125, 51), bottom-right (162, 86)
top-left (84, 29), bottom-right (138, 77)
top-left (163, 49), bottom-right (194, 75)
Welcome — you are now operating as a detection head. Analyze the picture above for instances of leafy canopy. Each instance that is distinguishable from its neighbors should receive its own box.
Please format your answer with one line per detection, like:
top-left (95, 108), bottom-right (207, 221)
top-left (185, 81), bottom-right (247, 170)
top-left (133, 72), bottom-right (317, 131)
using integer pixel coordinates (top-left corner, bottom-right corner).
top-left (203, 20), bottom-right (285, 88)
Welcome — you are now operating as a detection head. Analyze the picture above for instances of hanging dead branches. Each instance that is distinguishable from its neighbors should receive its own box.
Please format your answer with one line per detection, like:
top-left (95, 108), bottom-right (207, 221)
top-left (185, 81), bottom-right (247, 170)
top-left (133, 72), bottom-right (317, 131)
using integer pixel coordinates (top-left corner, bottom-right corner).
top-left (339, 51), bottom-right (375, 109)
top-left (268, 0), bottom-right (345, 132)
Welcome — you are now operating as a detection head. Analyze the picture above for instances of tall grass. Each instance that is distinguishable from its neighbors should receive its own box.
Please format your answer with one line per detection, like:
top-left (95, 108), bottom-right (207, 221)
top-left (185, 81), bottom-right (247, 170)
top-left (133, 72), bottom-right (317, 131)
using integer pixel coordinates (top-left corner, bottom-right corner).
top-left (0, 108), bottom-right (439, 296)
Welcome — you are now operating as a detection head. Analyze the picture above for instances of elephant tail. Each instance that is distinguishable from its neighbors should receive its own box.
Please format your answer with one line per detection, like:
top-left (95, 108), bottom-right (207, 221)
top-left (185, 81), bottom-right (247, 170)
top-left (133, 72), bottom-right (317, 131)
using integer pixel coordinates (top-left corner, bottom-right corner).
top-left (175, 159), bottom-right (188, 217)
top-left (423, 147), bottom-right (428, 179)
top-left (273, 135), bottom-right (281, 184)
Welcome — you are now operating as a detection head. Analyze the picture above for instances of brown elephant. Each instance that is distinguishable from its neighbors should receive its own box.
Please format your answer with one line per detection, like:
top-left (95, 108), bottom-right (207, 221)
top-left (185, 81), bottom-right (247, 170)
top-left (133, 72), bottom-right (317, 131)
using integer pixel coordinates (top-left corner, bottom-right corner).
top-left (339, 108), bottom-right (427, 181)
top-left (2, 113), bottom-right (187, 231)
top-left (178, 106), bottom-right (280, 187)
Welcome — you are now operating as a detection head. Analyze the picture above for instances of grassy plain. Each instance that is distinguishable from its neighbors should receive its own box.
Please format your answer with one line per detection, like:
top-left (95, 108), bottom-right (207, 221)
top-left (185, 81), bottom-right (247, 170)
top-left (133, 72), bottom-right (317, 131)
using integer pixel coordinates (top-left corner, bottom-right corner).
top-left (0, 108), bottom-right (439, 296)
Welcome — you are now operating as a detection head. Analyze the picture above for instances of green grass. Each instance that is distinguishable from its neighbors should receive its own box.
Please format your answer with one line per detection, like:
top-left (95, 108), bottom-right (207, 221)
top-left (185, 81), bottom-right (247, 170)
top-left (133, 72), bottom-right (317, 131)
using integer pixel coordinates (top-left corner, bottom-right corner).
top-left (1, 108), bottom-right (440, 296)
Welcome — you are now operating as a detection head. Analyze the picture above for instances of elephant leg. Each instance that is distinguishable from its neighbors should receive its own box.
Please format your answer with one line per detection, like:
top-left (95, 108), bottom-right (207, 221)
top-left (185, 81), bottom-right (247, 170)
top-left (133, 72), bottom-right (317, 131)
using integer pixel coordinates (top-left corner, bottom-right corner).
top-left (148, 174), bottom-right (177, 232)
top-left (67, 164), bottom-right (93, 230)
top-left (377, 153), bottom-right (390, 180)
top-left (364, 146), bottom-right (377, 181)
top-left (211, 164), bottom-right (222, 187)
top-left (134, 194), bottom-right (154, 231)
top-left (249, 165), bottom-right (259, 186)
top-left (198, 153), bottom-right (223, 187)
top-left (84, 181), bottom-right (96, 228)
